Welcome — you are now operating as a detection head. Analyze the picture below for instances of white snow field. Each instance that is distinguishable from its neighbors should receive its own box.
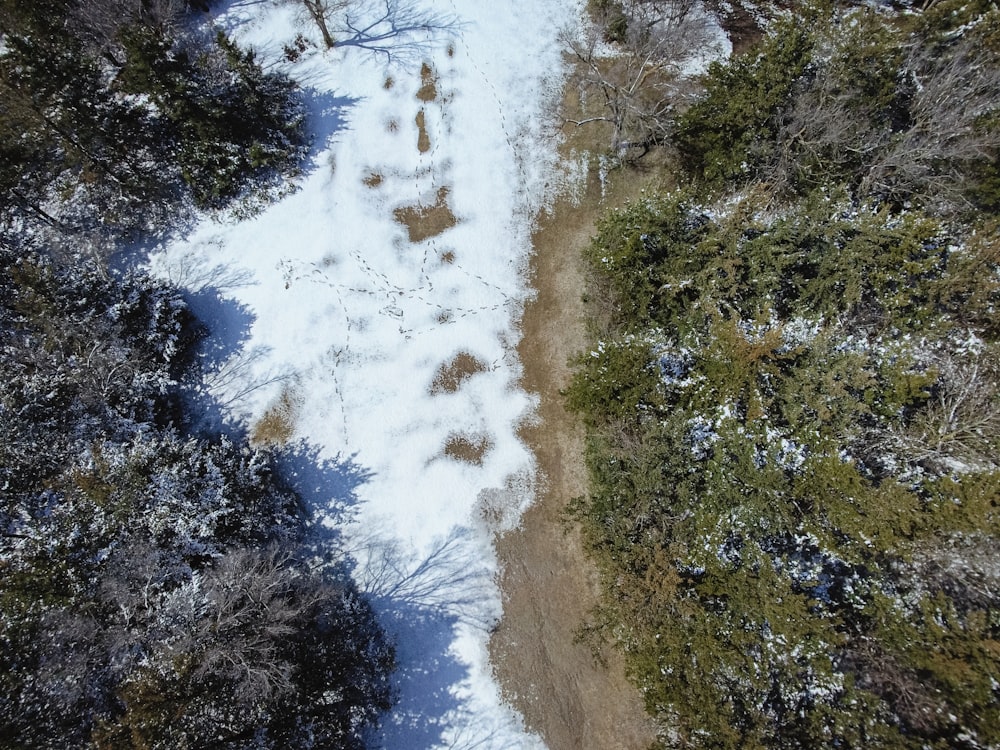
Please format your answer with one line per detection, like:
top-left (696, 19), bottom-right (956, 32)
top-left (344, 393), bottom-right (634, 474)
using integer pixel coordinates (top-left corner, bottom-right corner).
top-left (149, 0), bottom-right (584, 747)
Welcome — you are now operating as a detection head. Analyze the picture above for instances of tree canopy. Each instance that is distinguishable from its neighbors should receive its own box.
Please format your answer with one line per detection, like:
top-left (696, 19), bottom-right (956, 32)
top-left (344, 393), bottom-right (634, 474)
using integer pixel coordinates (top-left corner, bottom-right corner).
top-left (0, 3), bottom-right (393, 746)
top-left (0, 0), bottom-right (305, 245)
top-left (569, 2), bottom-right (1000, 747)
top-left (0, 248), bottom-right (395, 749)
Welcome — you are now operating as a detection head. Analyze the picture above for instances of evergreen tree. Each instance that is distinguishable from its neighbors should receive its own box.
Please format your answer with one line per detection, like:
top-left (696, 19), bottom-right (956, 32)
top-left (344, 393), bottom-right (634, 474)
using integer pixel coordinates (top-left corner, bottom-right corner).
top-left (0, 249), bottom-right (394, 749)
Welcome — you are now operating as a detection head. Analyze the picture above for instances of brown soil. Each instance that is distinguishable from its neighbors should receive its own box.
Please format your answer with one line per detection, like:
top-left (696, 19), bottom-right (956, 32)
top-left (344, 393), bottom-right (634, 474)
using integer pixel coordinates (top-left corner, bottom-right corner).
top-left (430, 351), bottom-right (489, 394)
top-left (703, 0), bottom-right (776, 54)
top-left (417, 62), bottom-right (438, 102)
top-left (416, 109), bottom-right (431, 153)
top-left (393, 186), bottom-right (457, 242)
top-left (251, 385), bottom-right (299, 446)
top-left (444, 433), bottom-right (493, 465)
top-left (490, 126), bottom-right (671, 746)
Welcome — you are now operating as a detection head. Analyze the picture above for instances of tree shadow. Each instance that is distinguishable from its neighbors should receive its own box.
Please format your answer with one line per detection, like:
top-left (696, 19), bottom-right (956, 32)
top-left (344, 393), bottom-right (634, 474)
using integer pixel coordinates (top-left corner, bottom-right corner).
top-left (333, 0), bottom-right (464, 64)
top-left (299, 88), bottom-right (361, 169)
top-left (371, 604), bottom-right (469, 749)
top-left (185, 287), bottom-right (256, 371)
top-left (148, 247), bottom-right (292, 435)
top-left (347, 526), bottom-right (502, 749)
top-left (160, 280), bottom-right (505, 748)
top-left (273, 449), bottom-right (499, 749)
top-left (280, 441), bottom-right (373, 560)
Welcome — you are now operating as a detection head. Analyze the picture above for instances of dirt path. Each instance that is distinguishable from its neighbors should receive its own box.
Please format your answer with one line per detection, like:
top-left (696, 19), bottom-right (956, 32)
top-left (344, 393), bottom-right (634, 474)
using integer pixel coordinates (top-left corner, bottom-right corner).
top-left (489, 138), bottom-right (667, 748)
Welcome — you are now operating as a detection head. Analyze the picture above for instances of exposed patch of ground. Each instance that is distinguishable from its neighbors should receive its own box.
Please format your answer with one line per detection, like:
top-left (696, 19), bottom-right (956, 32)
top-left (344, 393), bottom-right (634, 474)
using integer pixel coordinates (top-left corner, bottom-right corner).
top-left (416, 109), bottom-right (431, 153)
top-left (417, 61), bottom-right (438, 102)
top-left (703, 0), bottom-right (777, 54)
top-left (489, 75), bottom-right (673, 750)
top-left (443, 433), bottom-right (493, 464)
top-left (431, 351), bottom-right (489, 394)
top-left (363, 171), bottom-right (383, 188)
top-left (393, 186), bottom-right (457, 242)
top-left (251, 385), bottom-right (300, 446)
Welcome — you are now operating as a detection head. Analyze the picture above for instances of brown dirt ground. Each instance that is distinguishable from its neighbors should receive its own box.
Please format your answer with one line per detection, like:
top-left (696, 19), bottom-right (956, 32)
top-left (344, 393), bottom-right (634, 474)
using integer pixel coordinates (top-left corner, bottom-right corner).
top-left (431, 351), bottom-right (489, 394)
top-left (490, 107), bottom-right (673, 746)
top-left (443, 432), bottom-right (493, 465)
top-left (416, 109), bottom-right (431, 154)
top-left (250, 384), bottom-right (300, 446)
top-left (393, 186), bottom-right (457, 242)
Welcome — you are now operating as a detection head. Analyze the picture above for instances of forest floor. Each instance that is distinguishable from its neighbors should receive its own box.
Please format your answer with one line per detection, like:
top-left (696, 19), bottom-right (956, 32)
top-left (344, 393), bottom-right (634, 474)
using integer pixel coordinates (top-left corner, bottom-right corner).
top-left (489, 104), bottom-right (674, 749)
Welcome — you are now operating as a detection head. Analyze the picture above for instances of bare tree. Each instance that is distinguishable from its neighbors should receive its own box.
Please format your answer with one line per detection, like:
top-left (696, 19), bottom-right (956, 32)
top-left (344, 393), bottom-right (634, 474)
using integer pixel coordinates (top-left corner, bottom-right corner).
top-left (776, 21), bottom-right (1000, 209)
top-left (863, 34), bottom-right (1000, 209)
top-left (301, 0), bottom-right (348, 48)
top-left (846, 640), bottom-right (942, 734)
top-left (563, 0), bottom-right (718, 160)
top-left (898, 346), bottom-right (1000, 471)
top-left (191, 547), bottom-right (308, 705)
top-left (907, 532), bottom-right (1000, 610)
top-left (148, 546), bottom-right (330, 709)
top-left (293, 0), bottom-right (456, 60)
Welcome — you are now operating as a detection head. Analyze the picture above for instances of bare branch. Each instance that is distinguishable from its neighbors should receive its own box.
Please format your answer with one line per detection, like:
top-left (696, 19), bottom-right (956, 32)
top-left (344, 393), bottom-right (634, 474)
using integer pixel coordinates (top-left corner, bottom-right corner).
top-left (561, 0), bottom-right (718, 160)
top-left (897, 345), bottom-right (1000, 471)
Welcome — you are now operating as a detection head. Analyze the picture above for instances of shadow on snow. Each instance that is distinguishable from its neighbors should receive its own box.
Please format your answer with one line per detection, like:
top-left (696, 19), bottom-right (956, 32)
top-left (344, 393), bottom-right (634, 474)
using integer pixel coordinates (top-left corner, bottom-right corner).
top-left (351, 527), bottom-right (501, 750)
top-left (134, 5), bottom-right (497, 744)
top-left (165, 262), bottom-right (497, 749)
top-left (278, 449), bottom-right (498, 749)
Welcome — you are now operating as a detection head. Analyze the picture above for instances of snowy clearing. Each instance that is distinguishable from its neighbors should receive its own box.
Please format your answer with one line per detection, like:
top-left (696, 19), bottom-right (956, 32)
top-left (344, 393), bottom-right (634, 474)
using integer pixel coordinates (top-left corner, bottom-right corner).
top-left (148, 0), bottom-right (583, 747)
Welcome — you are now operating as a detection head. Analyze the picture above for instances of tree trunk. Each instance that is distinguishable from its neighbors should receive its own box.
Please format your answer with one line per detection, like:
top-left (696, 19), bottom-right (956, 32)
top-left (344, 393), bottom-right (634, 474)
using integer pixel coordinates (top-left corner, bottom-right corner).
top-left (303, 0), bottom-right (337, 49)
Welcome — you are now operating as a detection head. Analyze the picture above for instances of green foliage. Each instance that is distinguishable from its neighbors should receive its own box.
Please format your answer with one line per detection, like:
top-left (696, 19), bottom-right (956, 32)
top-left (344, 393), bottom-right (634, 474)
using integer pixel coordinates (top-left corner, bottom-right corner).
top-left (565, 336), bottom-right (665, 426)
top-left (0, 21), bottom-right (156, 231)
top-left (0, 2), bottom-right (305, 240)
top-left (570, 182), bottom-right (1000, 747)
top-left (673, 16), bottom-right (814, 189)
top-left (118, 26), bottom-right (304, 208)
top-left (582, 191), bottom-right (713, 330)
top-left (674, 4), bottom-right (1000, 212)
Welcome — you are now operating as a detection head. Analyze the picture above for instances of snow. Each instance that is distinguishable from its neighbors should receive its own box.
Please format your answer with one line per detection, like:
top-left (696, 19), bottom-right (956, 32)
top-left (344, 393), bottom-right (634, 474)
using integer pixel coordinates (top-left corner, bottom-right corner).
top-left (145, 0), bottom-right (585, 747)
top-left (138, 0), bottom-right (735, 745)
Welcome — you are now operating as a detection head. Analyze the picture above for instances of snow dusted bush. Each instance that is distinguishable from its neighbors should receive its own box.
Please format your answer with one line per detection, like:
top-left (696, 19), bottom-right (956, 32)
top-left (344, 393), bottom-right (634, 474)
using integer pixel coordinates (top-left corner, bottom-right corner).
top-left (0, 0), bottom-right (306, 245)
top-left (0, 249), bottom-right (394, 749)
top-left (569, 131), bottom-right (1000, 746)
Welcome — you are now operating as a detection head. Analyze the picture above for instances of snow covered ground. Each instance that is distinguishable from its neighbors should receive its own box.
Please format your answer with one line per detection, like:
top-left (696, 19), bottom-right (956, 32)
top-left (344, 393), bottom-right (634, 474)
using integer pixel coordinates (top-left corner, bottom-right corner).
top-left (148, 0), bottom-right (584, 747)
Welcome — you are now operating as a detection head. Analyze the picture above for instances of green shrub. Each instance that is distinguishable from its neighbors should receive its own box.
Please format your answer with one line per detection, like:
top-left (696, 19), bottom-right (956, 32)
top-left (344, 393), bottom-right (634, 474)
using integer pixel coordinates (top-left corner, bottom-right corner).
top-left (570, 183), bottom-right (1000, 747)
top-left (673, 16), bottom-right (814, 190)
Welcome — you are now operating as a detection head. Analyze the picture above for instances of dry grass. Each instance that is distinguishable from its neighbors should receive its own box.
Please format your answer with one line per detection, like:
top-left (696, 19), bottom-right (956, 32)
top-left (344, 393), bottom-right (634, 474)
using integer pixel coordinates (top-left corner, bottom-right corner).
top-left (431, 351), bottom-right (489, 394)
top-left (251, 387), bottom-right (300, 446)
top-left (417, 62), bottom-right (438, 102)
top-left (363, 171), bottom-right (384, 188)
top-left (393, 186), bottom-right (458, 242)
top-left (488, 54), bottom-right (664, 750)
top-left (415, 109), bottom-right (431, 153)
top-left (443, 433), bottom-right (493, 465)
